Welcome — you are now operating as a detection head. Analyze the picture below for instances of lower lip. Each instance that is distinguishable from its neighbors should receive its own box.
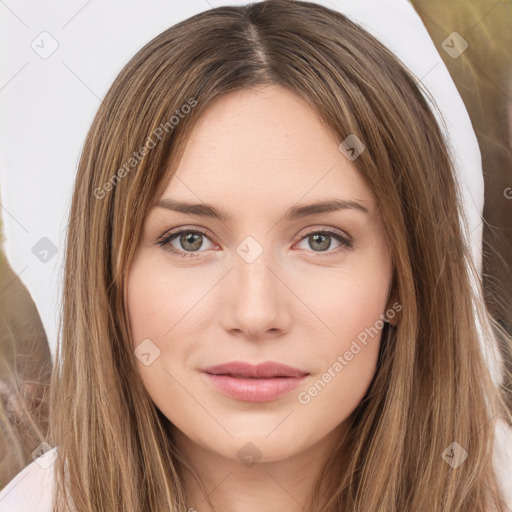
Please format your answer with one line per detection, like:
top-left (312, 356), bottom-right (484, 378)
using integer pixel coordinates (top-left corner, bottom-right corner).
top-left (203, 373), bottom-right (308, 402)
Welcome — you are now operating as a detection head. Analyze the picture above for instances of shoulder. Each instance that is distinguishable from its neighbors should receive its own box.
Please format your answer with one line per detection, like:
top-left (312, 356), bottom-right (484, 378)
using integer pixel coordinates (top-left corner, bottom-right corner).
top-left (0, 445), bottom-right (57, 512)
top-left (493, 417), bottom-right (512, 508)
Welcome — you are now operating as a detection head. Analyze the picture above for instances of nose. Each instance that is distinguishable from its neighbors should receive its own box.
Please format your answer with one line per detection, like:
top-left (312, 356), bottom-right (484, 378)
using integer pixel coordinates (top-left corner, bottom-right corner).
top-left (219, 244), bottom-right (292, 340)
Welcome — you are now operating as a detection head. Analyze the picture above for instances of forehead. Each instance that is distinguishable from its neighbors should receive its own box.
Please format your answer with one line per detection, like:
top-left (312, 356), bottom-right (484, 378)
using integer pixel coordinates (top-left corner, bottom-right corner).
top-left (158, 85), bottom-right (375, 213)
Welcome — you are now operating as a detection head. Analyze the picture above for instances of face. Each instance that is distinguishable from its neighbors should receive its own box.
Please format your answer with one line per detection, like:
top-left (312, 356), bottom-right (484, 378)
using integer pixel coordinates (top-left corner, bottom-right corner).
top-left (126, 85), bottom-right (394, 464)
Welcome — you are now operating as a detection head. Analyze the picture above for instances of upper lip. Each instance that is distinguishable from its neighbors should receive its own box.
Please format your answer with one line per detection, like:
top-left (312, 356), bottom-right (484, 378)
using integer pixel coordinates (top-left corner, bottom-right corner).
top-left (202, 361), bottom-right (310, 378)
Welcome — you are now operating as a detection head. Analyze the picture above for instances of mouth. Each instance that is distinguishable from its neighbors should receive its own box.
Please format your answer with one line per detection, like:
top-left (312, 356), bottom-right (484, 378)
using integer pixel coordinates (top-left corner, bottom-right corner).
top-left (201, 361), bottom-right (310, 402)
top-left (202, 361), bottom-right (310, 378)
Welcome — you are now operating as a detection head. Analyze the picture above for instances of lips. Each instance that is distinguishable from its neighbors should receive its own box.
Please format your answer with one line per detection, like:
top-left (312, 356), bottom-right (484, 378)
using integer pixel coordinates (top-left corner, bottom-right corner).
top-left (201, 361), bottom-right (310, 402)
top-left (202, 361), bottom-right (310, 379)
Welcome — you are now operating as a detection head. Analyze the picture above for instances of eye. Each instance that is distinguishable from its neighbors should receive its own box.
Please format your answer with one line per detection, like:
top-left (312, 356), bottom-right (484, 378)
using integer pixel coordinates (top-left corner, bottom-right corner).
top-left (295, 229), bottom-right (353, 254)
top-left (156, 227), bottom-right (353, 258)
top-left (157, 228), bottom-right (216, 258)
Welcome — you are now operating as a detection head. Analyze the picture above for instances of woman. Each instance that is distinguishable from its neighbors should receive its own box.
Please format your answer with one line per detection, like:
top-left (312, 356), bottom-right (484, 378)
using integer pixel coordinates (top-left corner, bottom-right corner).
top-left (1, 0), bottom-right (511, 510)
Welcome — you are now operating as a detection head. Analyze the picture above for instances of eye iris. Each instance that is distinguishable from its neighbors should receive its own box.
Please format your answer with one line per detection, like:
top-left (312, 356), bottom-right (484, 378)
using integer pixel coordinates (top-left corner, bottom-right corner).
top-left (180, 232), bottom-right (202, 251)
top-left (309, 233), bottom-right (330, 251)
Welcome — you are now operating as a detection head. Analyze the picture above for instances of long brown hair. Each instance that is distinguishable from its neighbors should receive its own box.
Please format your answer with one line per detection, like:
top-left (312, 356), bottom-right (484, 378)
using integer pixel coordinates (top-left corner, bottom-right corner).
top-left (48, 1), bottom-right (512, 510)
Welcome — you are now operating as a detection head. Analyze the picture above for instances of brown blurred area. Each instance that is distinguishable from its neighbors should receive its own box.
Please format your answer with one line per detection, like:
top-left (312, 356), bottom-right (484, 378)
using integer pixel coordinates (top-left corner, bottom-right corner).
top-left (411, 0), bottom-right (512, 407)
top-left (0, 216), bottom-right (52, 489)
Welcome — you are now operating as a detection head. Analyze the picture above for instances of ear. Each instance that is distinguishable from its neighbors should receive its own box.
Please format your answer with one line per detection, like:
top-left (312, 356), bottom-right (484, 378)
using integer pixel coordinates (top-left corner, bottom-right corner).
top-left (384, 275), bottom-right (401, 326)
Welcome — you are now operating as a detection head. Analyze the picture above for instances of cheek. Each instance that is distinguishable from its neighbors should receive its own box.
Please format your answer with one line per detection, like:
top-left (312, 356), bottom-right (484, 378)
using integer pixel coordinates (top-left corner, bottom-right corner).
top-left (291, 251), bottom-right (391, 407)
top-left (300, 263), bottom-right (391, 355)
top-left (126, 256), bottom-right (207, 346)
top-left (332, 279), bottom-right (388, 350)
top-left (125, 255), bottom-right (217, 403)
top-left (294, 272), bottom-right (390, 426)
top-left (126, 258), bottom-right (193, 417)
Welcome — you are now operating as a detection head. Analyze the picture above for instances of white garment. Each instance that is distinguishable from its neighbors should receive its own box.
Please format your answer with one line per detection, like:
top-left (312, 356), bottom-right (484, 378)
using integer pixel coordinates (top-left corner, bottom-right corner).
top-left (0, 447), bottom-right (56, 512)
top-left (1, 419), bottom-right (511, 511)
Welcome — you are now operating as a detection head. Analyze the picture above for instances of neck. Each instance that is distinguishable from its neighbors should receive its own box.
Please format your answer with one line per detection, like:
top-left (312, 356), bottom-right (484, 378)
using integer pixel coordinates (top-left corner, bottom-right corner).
top-left (172, 422), bottom-right (348, 512)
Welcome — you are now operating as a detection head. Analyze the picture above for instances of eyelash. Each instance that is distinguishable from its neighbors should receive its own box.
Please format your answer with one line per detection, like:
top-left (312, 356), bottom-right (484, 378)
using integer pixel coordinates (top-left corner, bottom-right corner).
top-left (156, 226), bottom-right (353, 258)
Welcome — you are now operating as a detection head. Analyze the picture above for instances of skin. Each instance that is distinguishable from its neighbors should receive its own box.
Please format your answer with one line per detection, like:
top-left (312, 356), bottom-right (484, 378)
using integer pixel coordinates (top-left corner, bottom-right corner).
top-left (126, 84), bottom-right (394, 512)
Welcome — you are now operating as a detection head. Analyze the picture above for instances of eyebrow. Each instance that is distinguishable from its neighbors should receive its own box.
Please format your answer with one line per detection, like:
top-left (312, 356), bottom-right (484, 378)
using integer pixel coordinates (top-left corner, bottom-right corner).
top-left (154, 198), bottom-right (369, 222)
